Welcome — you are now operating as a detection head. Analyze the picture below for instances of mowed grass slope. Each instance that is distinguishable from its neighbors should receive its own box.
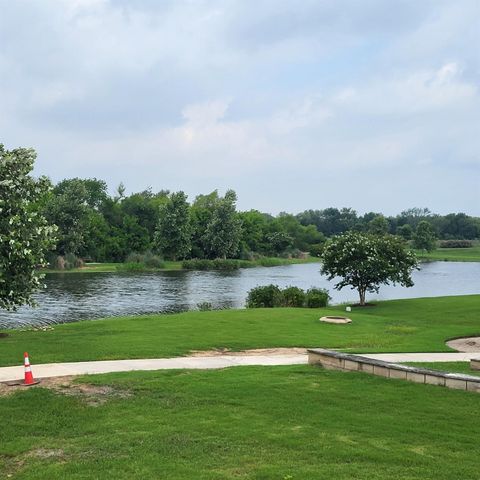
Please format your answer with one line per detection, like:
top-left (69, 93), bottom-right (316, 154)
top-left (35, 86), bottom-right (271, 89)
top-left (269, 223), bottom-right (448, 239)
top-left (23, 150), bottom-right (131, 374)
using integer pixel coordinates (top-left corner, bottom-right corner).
top-left (2, 365), bottom-right (480, 479)
top-left (1, 295), bottom-right (480, 366)
top-left (415, 244), bottom-right (480, 262)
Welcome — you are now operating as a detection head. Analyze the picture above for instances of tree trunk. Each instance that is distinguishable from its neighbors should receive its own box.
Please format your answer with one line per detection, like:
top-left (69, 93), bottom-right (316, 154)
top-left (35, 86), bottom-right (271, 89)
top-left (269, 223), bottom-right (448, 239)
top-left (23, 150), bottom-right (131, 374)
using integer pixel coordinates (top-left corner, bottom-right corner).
top-left (358, 288), bottom-right (366, 306)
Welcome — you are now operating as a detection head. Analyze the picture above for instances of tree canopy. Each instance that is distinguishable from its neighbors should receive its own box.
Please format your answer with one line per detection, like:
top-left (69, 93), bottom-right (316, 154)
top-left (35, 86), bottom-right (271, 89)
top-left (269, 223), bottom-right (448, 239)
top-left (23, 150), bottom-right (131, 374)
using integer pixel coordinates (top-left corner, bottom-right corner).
top-left (155, 191), bottom-right (192, 261)
top-left (320, 231), bottom-right (418, 306)
top-left (0, 145), bottom-right (56, 310)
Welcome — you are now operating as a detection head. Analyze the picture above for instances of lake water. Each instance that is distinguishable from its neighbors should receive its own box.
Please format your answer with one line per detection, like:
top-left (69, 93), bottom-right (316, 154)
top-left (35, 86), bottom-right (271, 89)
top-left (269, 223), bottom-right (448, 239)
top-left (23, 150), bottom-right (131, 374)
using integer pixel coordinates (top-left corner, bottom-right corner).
top-left (0, 262), bottom-right (478, 329)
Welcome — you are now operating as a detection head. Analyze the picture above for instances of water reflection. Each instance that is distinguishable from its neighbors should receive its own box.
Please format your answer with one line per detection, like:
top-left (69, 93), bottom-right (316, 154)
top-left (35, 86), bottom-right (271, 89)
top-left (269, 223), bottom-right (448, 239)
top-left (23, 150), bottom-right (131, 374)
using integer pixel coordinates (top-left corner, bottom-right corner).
top-left (0, 262), bottom-right (478, 328)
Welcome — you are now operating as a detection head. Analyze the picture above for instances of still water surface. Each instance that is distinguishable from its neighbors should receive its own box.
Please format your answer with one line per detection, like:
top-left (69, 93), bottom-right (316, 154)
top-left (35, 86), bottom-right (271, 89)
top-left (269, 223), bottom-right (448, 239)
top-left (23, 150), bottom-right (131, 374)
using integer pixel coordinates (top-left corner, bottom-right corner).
top-left (0, 262), bottom-right (478, 328)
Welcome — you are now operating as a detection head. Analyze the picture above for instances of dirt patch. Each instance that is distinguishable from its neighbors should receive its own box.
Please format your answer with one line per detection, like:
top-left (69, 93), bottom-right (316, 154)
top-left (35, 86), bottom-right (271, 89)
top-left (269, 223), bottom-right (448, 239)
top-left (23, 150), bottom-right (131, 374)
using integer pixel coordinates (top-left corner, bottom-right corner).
top-left (0, 333), bottom-right (9, 338)
top-left (320, 316), bottom-right (352, 324)
top-left (28, 448), bottom-right (65, 459)
top-left (189, 347), bottom-right (308, 357)
top-left (446, 337), bottom-right (480, 352)
top-left (0, 376), bottom-right (131, 405)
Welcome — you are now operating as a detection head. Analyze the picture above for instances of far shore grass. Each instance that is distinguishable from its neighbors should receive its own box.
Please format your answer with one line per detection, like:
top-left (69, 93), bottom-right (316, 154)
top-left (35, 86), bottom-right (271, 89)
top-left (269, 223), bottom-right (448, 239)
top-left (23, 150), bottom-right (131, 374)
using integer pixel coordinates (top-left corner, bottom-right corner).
top-left (1, 295), bottom-right (479, 367)
top-left (43, 256), bottom-right (320, 274)
top-left (415, 243), bottom-right (480, 262)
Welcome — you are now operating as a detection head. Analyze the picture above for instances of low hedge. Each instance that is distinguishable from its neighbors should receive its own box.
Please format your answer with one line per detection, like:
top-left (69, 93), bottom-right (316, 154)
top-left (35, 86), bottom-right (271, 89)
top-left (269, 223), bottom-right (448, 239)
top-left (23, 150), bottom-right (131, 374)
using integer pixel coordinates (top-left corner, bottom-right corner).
top-left (439, 240), bottom-right (473, 248)
top-left (246, 284), bottom-right (330, 308)
top-left (182, 258), bottom-right (252, 271)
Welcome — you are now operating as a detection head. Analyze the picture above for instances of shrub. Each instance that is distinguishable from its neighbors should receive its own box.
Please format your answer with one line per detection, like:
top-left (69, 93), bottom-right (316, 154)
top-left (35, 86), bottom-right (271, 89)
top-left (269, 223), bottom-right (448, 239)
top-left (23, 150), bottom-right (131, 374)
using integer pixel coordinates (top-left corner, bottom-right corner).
top-left (256, 257), bottom-right (285, 267)
top-left (309, 243), bottom-right (325, 257)
top-left (116, 262), bottom-right (146, 272)
top-left (123, 252), bottom-right (165, 270)
top-left (143, 251), bottom-right (165, 269)
top-left (246, 285), bottom-right (284, 308)
top-left (53, 255), bottom-right (65, 270)
top-left (305, 288), bottom-right (330, 308)
top-left (282, 286), bottom-right (306, 307)
top-left (126, 252), bottom-right (143, 263)
top-left (212, 259), bottom-right (240, 270)
top-left (62, 253), bottom-right (83, 270)
top-left (197, 302), bottom-right (213, 311)
top-left (439, 240), bottom-right (473, 248)
top-left (182, 258), bottom-right (242, 270)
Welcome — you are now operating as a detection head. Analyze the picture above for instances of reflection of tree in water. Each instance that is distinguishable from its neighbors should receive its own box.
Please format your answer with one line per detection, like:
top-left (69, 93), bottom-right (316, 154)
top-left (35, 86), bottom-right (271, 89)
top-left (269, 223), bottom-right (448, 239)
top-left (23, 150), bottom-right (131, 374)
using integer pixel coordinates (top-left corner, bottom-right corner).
top-left (45, 272), bottom-right (112, 296)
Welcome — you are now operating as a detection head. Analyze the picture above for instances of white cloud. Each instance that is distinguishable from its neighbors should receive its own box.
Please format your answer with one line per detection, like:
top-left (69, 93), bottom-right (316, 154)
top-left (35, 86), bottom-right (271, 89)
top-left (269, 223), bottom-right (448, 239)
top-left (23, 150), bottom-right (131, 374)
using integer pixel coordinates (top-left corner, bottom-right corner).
top-left (0, 0), bottom-right (478, 214)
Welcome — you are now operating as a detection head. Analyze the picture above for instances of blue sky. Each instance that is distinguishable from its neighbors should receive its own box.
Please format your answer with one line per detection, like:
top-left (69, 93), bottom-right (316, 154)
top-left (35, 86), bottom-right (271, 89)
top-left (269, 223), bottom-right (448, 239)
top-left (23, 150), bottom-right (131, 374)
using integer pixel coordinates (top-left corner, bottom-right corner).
top-left (1, 0), bottom-right (479, 215)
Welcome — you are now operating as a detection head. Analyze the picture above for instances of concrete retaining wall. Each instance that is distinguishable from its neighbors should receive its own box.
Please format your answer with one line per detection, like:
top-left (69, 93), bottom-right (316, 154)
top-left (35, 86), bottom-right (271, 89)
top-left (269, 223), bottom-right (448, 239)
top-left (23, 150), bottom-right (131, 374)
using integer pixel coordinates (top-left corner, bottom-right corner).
top-left (471, 358), bottom-right (480, 371)
top-left (308, 348), bottom-right (480, 393)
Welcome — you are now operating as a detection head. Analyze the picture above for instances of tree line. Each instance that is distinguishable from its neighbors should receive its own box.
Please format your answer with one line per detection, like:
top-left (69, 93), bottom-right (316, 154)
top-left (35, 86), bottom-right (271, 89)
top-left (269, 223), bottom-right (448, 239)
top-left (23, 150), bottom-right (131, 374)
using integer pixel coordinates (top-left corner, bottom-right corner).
top-left (39, 178), bottom-right (480, 263)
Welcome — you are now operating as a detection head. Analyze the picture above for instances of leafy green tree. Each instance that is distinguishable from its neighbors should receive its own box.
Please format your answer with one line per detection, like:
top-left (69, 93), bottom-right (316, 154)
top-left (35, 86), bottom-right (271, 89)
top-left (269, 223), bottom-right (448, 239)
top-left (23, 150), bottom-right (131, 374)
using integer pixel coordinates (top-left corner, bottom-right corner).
top-left (266, 231), bottom-right (293, 255)
top-left (121, 189), bottom-right (169, 241)
top-left (44, 179), bottom-right (91, 255)
top-left (203, 190), bottom-right (242, 259)
top-left (437, 213), bottom-right (479, 240)
top-left (154, 191), bottom-right (192, 260)
top-left (396, 224), bottom-right (413, 240)
top-left (297, 207), bottom-right (358, 236)
top-left (0, 145), bottom-right (56, 310)
top-left (54, 178), bottom-right (108, 209)
top-left (412, 221), bottom-right (437, 252)
top-left (367, 215), bottom-right (389, 235)
top-left (190, 190), bottom-right (220, 258)
top-left (238, 210), bottom-right (271, 254)
top-left (321, 231), bottom-right (418, 306)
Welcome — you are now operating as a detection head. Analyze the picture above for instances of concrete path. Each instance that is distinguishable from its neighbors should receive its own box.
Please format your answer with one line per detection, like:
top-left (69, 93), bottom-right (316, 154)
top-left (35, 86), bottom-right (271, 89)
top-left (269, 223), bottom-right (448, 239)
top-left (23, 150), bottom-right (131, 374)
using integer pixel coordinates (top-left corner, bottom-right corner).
top-left (0, 355), bottom-right (307, 383)
top-left (361, 352), bottom-right (480, 363)
top-left (1, 352), bottom-right (479, 383)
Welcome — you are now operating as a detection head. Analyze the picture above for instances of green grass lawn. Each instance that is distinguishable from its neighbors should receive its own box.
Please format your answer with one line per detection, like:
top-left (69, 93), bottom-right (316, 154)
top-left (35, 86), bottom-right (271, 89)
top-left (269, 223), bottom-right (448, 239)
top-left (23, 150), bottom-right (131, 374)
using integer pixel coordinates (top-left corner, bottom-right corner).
top-left (415, 244), bottom-right (480, 262)
top-left (1, 295), bottom-right (479, 367)
top-left (2, 365), bottom-right (480, 479)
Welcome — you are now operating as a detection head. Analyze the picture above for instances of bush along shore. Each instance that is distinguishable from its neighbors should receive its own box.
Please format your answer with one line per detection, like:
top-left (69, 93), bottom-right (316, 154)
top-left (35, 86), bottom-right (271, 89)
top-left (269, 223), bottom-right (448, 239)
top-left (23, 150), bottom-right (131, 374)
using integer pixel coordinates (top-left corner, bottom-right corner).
top-left (246, 285), bottom-right (330, 308)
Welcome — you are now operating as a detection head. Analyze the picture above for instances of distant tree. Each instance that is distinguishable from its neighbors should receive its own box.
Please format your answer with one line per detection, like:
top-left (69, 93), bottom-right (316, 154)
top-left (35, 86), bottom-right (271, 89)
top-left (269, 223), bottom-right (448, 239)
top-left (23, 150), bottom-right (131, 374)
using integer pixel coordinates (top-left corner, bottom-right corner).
top-left (321, 232), bottom-right (418, 306)
top-left (0, 145), bottom-right (56, 310)
top-left (297, 207), bottom-right (358, 236)
top-left (114, 182), bottom-right (126, 202)
top-left (437, 213), bottom-right (479, 240)
top-left (203, 190), bottom-right (242, 259)
top-left (155, 191), bottom-right (192, 261)
top-left (367, 215), bottom-right (390, 235)
top-left (396, 224), bottom-right (413, 240)
top-left (190, 190), bottom-right (220, 258)
top-left (397, 207), bottom-right (434, 230)
top-left (266, 231), bottom-right (294, 255)
top-left (412, 221), bottom-right (437, 252)
top-left (238, 210), bottom-right (271, 255)
top-left (121, 189), bottom-right (161, 240)
top-left (55, 178), bottom-right (108, 209)
top-left (44, 179), bottom-right (91, 255)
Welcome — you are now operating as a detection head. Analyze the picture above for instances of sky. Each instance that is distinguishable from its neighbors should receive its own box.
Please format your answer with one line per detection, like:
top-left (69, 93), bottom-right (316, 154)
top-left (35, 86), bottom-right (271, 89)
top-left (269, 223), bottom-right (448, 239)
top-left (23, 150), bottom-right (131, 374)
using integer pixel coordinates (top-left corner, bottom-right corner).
top-left (1, 0), bottom-right (479, 216)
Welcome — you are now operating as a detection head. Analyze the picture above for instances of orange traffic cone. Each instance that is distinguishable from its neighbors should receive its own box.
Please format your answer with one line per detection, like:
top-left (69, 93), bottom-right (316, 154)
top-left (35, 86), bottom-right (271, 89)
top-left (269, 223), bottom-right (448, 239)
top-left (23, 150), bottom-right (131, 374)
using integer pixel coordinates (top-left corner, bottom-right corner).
top-left (23, 352), bottom-right (40, 386)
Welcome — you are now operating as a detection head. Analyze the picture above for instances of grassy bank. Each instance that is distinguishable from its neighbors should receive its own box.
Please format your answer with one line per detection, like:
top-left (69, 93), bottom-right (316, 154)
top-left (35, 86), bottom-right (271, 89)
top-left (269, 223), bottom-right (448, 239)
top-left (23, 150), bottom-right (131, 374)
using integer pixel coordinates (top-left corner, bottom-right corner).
top-left (2, 365), bottom-right (480, 479)
top-left (44, 257), bottom-right (320, 274)
top-left (1, 295), bottom-right (479, 366)
top-left (415, 244), bottom-right (480, 262)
